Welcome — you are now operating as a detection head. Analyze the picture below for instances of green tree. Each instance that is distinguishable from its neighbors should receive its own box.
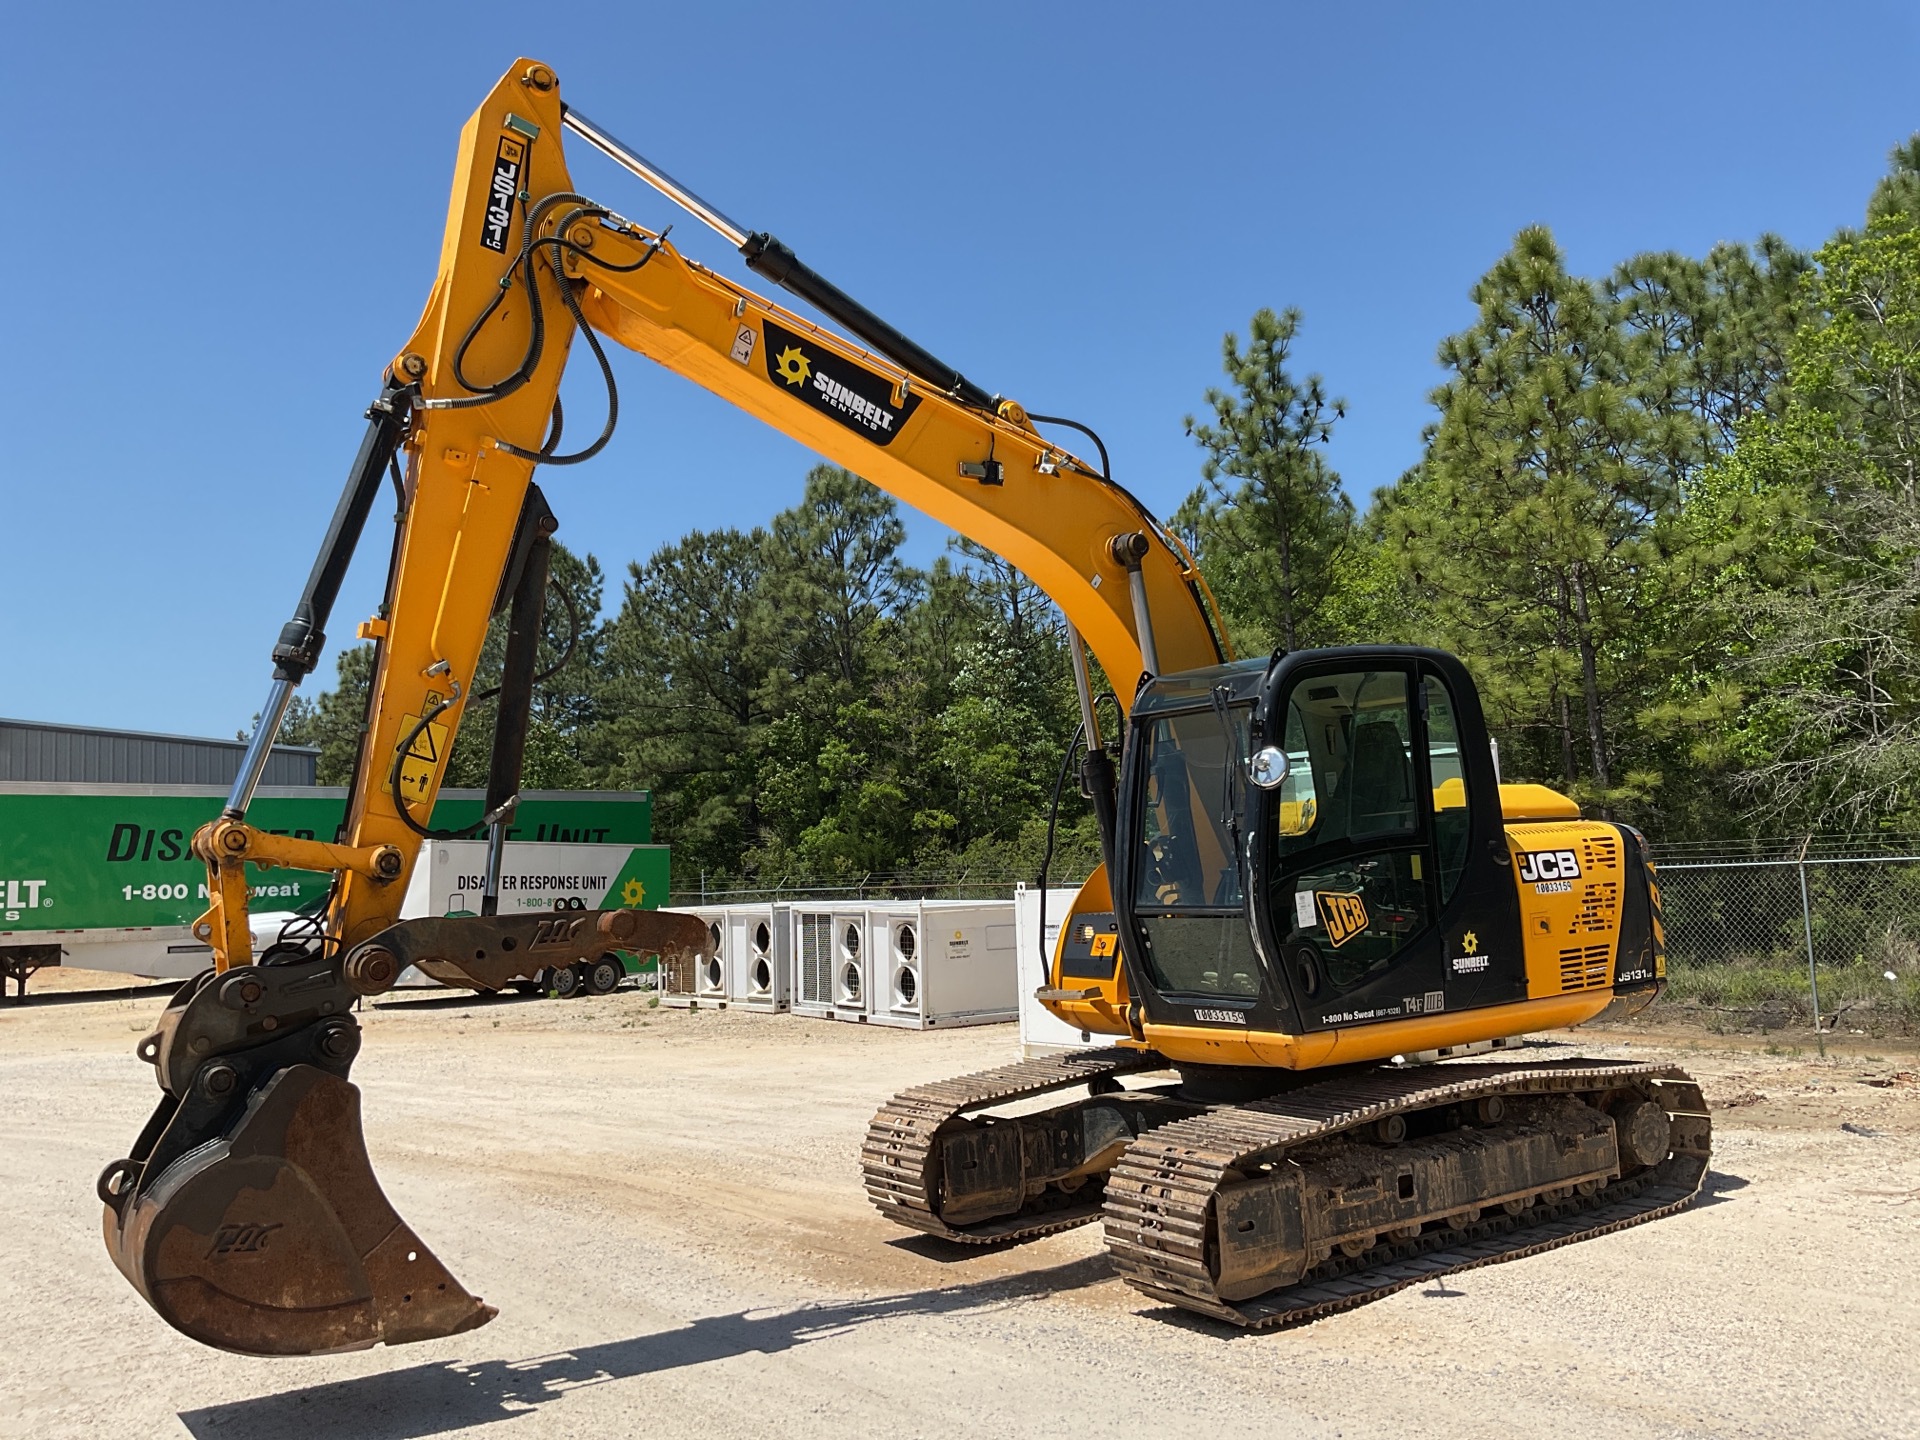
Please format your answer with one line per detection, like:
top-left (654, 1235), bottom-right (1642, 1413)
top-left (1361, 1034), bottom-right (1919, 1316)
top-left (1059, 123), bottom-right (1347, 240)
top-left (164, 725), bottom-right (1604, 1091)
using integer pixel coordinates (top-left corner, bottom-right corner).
top-left (594, 526), bottom-right (770, 878)
top-left (1701, 212), bottom-right (1920, 826)
top-left (1868, 135), bottom-right (1920, 232)
top-left (1397, 227), bottom-right (1669, 808)
top-left (746, 466), bottom-right (921, 873)
top-left (1609, 237), bottom-right (1812, 479)
top-left (1180, 307), bottom-right (1352, 651)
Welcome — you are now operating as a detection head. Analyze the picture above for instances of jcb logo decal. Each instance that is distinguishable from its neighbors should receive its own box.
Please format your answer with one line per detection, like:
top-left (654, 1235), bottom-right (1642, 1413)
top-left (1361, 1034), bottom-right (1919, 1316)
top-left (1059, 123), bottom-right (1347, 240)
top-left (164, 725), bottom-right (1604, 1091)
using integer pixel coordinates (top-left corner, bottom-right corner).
top-left (532, 916), bottom-right (589, 949)
top-left (1316, 891), bottom-right (1369, 948)
top-left (1517, 849), bottom-right (1582, 883)
top-left (207, 1222), bottom-right (282, 1258)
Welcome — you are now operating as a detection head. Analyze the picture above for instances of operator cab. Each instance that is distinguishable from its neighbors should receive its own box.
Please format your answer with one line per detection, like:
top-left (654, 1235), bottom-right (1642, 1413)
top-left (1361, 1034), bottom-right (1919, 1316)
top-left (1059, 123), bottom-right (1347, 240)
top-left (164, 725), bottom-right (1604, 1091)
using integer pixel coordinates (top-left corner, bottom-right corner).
top-left (1111, 647), bottom-right (1523, 1036)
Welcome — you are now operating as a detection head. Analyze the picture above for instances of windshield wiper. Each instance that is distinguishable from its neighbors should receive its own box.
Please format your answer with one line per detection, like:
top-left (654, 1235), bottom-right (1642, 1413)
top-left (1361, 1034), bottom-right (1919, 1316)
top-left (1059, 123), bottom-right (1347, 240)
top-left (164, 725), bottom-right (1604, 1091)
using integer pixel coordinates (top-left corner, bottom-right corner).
top-left (1210, 685), bottom-right (1246, 874)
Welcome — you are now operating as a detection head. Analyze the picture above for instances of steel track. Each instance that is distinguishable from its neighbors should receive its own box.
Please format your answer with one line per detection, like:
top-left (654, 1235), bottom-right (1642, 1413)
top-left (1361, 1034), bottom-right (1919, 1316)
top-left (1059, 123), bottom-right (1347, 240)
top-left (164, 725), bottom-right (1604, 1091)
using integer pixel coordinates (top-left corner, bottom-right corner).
top-left (861, 1047), bottom-right (1168, 1242)
top-left (1102, 1059), bottom-right (1711, 1328)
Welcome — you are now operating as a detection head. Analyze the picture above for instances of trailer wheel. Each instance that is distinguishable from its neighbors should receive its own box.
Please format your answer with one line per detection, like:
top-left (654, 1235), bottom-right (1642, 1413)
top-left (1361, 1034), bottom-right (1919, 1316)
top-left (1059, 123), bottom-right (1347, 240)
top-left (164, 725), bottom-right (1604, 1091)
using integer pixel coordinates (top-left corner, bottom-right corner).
top-left (586, 956), bottom-right (624, 996)
top-left (547, 964), bottom-right (584, 1000)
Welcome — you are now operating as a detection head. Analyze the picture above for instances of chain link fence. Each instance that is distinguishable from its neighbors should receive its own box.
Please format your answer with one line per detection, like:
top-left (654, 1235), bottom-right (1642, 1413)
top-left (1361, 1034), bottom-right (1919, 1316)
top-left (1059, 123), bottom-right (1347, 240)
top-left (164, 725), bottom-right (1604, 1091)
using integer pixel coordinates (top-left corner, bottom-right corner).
top-left (1649, 836), bottom-right (1920, 1036)
top-left (669, 841), bottom-right (1920, 1036)
top-left (669, 868), bottom-right (1089, 907)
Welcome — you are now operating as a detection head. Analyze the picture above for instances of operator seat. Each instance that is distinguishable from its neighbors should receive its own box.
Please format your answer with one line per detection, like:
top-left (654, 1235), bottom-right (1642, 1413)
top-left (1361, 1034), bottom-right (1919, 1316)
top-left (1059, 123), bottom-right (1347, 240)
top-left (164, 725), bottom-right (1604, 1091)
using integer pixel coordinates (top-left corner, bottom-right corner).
top-left (1346, 721), bottom-right (1415, 839)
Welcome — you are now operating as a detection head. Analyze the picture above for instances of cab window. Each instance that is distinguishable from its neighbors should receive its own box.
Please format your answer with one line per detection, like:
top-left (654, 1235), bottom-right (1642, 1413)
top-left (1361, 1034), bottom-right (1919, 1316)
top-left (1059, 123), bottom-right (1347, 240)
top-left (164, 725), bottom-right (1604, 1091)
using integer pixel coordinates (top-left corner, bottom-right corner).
top-left (1134, 704), bottom-right (1257, 998)
top-left (1134, 706), bottom-right (1250, 911)
top-left (1267, 669), bottom-right (1429, 1004)
top-left (1424, 674), bottom-right (1472, 904)
top-left (1273, 670), bottom-right (1418, 862)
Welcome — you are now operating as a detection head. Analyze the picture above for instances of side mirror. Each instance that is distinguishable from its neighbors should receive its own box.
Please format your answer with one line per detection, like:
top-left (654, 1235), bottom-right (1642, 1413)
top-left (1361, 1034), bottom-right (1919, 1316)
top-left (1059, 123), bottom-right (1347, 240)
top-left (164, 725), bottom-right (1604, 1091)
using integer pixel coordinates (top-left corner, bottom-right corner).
top-left (1247, 746), bottom-right (1290, 790)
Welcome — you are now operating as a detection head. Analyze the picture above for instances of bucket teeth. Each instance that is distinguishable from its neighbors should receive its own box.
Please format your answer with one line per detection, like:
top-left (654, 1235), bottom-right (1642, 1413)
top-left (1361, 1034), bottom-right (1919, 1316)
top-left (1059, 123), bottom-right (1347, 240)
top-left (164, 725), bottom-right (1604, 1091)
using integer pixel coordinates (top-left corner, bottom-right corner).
top-left (104, 1064), bottom-right (493, 1355)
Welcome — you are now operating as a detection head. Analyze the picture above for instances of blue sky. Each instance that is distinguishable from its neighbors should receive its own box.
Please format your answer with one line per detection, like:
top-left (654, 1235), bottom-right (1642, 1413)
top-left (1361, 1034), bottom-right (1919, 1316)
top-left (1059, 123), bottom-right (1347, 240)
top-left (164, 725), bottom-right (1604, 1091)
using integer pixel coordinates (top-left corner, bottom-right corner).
top-left (5, 1), bottom-right (1917, 737)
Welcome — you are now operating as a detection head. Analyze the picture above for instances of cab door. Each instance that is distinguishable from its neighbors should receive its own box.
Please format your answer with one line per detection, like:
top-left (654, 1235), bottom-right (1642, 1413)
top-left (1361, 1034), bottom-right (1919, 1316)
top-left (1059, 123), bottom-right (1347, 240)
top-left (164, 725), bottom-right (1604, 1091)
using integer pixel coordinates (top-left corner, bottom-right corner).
top-left (1254, 653), bottom-right (1524, 1031)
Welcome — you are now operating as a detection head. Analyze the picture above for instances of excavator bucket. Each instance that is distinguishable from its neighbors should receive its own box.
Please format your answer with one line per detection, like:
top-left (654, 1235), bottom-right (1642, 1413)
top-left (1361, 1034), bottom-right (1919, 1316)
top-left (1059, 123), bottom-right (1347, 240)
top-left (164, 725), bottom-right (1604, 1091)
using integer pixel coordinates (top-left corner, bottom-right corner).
top-left (100, 959), bottom-right (495, 1356)
top-left (103, 1063), bottom-right (494, 1355)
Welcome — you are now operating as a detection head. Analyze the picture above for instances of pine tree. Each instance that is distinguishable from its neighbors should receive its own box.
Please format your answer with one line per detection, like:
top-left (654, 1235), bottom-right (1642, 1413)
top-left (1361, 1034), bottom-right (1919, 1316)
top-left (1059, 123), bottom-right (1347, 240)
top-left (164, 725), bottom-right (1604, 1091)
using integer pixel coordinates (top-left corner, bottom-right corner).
top-left (1398, 227), bottom-right (1668, 808)
top-left (1701, 203), bottom-right (1920, 826)
top-left (1182, 308), bottom-right (1352, 651)
top-left (595, 527), bottom-right (770, 876)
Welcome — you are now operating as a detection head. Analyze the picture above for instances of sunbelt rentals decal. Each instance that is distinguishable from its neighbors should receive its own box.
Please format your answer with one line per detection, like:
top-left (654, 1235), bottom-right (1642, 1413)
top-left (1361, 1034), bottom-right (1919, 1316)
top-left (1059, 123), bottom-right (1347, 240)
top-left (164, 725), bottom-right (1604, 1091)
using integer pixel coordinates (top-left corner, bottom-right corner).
top-left (761, 318), bottom-right (921, 445)
top-left (2, 879), bottom-right (49, 923)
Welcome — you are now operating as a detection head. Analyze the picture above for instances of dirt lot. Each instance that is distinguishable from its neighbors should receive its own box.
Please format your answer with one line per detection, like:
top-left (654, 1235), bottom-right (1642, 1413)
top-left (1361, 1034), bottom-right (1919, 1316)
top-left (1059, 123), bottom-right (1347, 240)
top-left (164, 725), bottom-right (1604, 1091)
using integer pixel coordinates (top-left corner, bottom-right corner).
top-left (3, 975), bottom-right (1917, 1440)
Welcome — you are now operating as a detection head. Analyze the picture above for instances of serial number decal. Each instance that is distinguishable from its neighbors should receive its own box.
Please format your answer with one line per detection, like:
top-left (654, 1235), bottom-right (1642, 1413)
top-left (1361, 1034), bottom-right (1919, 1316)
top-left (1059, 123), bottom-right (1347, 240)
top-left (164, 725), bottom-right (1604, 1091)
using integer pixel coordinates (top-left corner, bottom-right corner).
top-left (761, 318), bottom-right (921, 445)
top-left (479, 134), bottom-right (526, 254)
top-left (1517, 849), bottom-right (1582, 884)
top-left (1192, 1007), bottom-right (1247, 1025)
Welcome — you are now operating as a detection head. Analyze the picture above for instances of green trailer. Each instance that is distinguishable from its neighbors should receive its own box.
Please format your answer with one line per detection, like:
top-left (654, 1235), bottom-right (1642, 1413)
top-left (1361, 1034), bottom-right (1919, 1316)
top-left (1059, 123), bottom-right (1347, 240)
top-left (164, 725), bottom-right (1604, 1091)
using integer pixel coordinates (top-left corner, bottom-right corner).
top-left (0, 785), bottom-right (659, 998)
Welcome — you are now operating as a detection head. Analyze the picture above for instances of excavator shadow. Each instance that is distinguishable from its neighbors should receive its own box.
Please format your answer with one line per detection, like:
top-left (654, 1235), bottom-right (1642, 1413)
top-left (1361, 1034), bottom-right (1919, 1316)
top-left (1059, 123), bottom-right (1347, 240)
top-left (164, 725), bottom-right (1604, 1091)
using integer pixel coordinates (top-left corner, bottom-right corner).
top-left (1695, 1169), bottom-right (1751, 1207)
top-left (176, 1254), bottom-right (1113, 1440)
top-left (883, 1232), bottom-right (1034, 1263)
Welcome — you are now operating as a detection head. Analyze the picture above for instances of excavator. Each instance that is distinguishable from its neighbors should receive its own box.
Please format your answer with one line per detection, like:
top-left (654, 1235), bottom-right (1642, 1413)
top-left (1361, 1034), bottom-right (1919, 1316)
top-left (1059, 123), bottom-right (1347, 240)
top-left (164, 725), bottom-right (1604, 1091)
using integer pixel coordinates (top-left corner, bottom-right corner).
top-left (99, 59), bottom-right (1710, 1354)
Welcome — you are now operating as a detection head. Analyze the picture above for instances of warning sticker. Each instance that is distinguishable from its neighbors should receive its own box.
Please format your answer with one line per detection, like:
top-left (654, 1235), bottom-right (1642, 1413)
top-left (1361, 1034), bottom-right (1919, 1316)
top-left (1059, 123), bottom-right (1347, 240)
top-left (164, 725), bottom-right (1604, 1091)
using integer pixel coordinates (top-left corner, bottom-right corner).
top-left (1294, 890), bottom-right (1317, 929)
top-left (385, 714), bottom-right (448, 803)
top-left (730, 324), bottom-right (757, 365)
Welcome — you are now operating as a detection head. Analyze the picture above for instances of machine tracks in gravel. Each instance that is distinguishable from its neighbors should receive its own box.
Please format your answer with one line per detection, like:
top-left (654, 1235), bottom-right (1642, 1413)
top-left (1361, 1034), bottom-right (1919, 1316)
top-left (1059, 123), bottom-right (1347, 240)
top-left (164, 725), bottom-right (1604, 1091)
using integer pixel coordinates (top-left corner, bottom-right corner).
top-left (862, 1047), bottom-right (1170, 1242)
top-left (1102, 1059), bottom-right (1711, 1329)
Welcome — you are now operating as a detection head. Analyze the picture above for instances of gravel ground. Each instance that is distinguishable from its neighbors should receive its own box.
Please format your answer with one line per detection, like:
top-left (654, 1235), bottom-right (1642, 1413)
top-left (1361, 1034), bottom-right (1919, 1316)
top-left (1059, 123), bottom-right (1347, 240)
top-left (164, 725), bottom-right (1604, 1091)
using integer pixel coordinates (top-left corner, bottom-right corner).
top-left (2, 977), bottom-right (1917, 1439)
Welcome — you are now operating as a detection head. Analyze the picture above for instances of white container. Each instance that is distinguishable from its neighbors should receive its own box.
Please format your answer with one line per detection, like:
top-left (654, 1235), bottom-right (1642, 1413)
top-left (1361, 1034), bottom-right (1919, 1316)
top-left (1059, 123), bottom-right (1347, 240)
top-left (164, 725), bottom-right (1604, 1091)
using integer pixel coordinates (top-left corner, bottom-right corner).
top-left (1016, 885), bottom-right (1101, 1057)
top-left (726, 903), bottom-right (791, 1012)
top-left (868, 899), bottom-right (1018, 1030)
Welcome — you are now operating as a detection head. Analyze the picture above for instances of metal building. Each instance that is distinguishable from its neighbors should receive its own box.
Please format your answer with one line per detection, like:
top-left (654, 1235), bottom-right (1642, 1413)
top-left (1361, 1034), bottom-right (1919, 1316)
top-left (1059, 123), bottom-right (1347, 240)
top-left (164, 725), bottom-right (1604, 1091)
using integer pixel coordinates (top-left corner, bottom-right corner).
top-left (0, 718), bottom-right (319, 787)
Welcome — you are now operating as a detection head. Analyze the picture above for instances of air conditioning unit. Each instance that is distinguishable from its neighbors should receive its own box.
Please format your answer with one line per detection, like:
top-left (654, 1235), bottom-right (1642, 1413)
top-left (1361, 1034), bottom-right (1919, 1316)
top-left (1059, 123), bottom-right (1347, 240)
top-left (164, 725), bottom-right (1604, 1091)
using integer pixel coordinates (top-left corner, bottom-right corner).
top-left (792, 909), bottom-right (834, 1018)
top-left (792, 908), bottom-right (870, 1020)
top-left (868, 899), bottom-right (1019, 1031)
top-left (665, 911), bottom-right (729, 1009)
top-left (727, 903), bottom-right (791, 1012)
top-left (1015, 885), bottom-right (1100, 1056)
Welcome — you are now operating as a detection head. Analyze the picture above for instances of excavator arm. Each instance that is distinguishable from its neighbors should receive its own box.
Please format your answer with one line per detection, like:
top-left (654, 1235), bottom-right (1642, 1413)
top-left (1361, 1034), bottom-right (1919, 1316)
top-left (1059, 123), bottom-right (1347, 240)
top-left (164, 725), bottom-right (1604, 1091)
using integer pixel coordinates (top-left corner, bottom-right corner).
top-left (100, 58), bottom-right (1225, 1355)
